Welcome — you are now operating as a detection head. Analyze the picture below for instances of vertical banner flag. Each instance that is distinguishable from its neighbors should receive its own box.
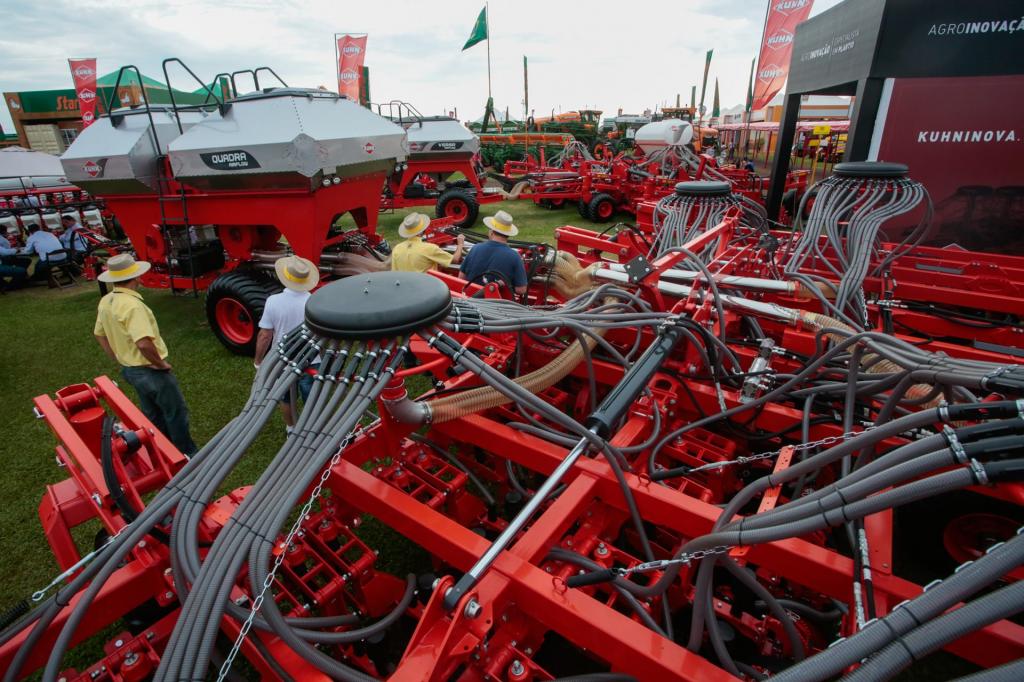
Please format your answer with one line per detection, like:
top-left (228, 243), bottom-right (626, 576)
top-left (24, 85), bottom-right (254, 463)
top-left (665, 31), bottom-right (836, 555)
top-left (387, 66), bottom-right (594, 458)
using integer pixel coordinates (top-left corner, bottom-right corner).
top-left (691, 86), bottom-right (696, 108)
top-left (336, 34), bottom-right (368, 100)
top-left (68, 58), bottom-right (98, 127)
top-left (698, 49), bottom-right (713, 115)
top-left (752, 0), bottom-right (815, 111)
top-left (712, 78), bottom-right (720, 118)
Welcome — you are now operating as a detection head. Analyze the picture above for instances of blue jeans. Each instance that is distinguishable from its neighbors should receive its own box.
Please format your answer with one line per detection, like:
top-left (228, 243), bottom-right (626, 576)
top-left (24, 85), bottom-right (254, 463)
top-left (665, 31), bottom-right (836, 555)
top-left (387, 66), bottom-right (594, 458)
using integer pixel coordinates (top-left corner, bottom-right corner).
top-left (280, 364), bottom-right (318, 405)
top-left (121, 366), bottom-right (198, 455)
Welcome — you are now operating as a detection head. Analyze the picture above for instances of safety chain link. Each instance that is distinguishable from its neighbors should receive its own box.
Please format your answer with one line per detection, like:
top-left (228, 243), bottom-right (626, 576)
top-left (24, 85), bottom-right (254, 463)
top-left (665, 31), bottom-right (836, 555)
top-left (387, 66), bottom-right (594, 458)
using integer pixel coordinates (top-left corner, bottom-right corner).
top-left (216, 428), bottom-right (363, 682)
top-left (614, 545), bottom-right (733, 578)
top-left (683, 426), bottom-right (877, 475)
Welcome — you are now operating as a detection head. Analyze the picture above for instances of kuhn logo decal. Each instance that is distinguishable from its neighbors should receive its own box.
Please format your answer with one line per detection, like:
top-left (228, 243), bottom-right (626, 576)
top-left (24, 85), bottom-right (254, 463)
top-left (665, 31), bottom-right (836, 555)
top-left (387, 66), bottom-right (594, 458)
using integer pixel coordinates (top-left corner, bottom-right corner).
top-left (430, 141), bottom-right (463, 151)
top-left (78, 88), bottom-right (96, 103)
top-left (773, 0), bottom-right (809, 17)
top-left (766, 28), bottom-right (794, 49)
top-left (200, 150), bottom-right (261, 171)
top-left (758, 64), bottom-right (784, 82)
top-left (82, 111), bottom-right (95, 124)
top-left (363, 142), bottom-right (375, 154)
top-left (342, 45), bottom-right (362, 55)
top-left (73, 65), bottom-right (95, 80)
top-left (339, 70), bottom-right (360, 82)
top-left (83, 160), bottom-right (101, 177)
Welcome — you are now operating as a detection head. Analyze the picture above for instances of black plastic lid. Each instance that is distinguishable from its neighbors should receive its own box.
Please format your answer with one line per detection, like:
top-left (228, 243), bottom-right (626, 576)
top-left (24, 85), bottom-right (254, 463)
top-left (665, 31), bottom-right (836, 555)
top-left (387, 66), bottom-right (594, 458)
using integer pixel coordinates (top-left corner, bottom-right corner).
top-left (675, 180), bottom-right (731, 197)
top-left (305, 272), bottom-right (452, 340)
top-left (833, 161), bottom-right (908, 178)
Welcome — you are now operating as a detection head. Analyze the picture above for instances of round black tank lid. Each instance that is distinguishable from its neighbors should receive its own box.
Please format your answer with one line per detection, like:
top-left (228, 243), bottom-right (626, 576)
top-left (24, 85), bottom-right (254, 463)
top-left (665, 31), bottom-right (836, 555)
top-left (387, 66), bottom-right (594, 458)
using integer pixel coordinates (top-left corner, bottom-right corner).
top-left (833, 161), bottom-right (908, 178)
top-left (675, 180), bottom-right (732, 197)
top-left (305, 271), bottom-right (452, 340)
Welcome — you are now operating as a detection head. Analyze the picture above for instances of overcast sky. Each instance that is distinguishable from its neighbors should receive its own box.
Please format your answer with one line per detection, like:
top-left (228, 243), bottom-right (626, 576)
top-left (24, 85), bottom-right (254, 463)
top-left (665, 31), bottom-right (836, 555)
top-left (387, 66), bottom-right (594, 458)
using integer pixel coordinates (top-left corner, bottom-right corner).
top-left (0, 0), bottom-right (843, 133)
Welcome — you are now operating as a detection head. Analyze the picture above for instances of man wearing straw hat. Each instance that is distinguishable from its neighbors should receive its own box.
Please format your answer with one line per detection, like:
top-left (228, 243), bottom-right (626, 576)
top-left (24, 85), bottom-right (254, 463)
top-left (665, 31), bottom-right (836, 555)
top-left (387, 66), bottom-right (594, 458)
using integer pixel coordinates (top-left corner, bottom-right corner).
top-left (391, 212), bottom-right (465, 273)
top-left (254, 255), bottom-right (320, 431)
top-left (459, 209), bottom-right (527, 295)
top-left (93, 254), bottom-right (197, 455)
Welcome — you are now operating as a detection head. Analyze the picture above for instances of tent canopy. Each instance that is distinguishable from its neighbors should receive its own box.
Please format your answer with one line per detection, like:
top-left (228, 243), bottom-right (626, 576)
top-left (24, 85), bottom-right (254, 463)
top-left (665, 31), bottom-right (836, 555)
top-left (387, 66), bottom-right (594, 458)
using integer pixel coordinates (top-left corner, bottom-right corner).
top-left (0, 146), bottom-right (65, 178)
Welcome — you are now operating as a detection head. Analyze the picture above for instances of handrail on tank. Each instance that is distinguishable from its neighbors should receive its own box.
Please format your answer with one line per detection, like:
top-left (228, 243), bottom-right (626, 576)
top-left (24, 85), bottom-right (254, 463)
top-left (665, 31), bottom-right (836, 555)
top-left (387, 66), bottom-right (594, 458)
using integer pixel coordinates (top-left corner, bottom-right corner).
top-left (230, 69), bottom-right (258, 96)
top-left (254, 66), bottom-right (288, 89)
top-left (104, 65), bottom-right (162, 160)
top-left (373, 100), bottom-right (424, 128)
top-left (162, 58), bottom-right (227, 135)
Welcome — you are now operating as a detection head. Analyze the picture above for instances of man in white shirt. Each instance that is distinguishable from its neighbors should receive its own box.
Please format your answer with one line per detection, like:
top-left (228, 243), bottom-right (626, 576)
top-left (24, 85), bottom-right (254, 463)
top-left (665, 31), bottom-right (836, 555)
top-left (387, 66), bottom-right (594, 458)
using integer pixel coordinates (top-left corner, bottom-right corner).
top-left (59, 214), bottom-right (89, 255)
top-left (253, 255), bottom-right (320, 429)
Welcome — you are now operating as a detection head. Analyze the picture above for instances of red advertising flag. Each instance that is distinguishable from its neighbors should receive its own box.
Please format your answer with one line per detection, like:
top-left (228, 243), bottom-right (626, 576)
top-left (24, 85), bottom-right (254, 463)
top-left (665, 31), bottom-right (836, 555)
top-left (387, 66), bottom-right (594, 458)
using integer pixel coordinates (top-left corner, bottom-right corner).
top-left (752, 0), bottom-right (814, 111)
top-left (336, 35), bottom-right (368, 102)
top-left (68, 58), bottom-right (98, 127)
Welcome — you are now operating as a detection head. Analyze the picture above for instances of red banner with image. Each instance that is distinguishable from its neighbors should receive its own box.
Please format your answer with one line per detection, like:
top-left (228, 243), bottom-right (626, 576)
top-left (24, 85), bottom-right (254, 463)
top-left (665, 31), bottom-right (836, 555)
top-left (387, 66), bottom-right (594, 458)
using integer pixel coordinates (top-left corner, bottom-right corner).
top-left (68, 58), bottom-right (99, 127)
top-left (752, 0), bottom-right (814, 111)
top-left (336, 35), bottom-right (367, 102)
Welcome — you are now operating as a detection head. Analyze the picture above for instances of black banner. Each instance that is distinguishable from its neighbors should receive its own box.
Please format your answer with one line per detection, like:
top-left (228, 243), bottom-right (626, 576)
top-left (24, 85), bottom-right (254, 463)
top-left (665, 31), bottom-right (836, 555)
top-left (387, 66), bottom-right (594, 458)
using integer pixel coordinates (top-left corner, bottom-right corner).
top-left (200, 150), bottom-right (261, 171)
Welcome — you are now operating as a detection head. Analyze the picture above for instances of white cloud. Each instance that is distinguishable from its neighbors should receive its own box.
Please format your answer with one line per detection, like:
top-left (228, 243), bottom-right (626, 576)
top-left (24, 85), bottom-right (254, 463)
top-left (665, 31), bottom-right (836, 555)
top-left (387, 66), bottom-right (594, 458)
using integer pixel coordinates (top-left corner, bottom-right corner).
top-left (0, 0), bottom-right (844, 134)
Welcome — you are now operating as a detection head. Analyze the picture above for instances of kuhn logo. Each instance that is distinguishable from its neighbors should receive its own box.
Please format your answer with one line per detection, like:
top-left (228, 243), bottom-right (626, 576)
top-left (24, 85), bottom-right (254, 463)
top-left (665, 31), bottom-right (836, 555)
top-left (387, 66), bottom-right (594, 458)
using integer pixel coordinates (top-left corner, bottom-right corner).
top-left (758, 64), bottom-right (785, 82)
top-left (78, 88), bottom-right (96, 103)
top-left (73, 65), bottom-right (95, 80)
top-left (342, 45), bottom-right (362, 55)
top-left (409, 142), bottom-right (423, 151)
top-left (83, 160), bottom-right (101, 177)
top-left (766, 29), bottom-right (794, 49)
top-left (916, 129), bottom-right (1019, 143)
top-left (339, 70), bottom-right (359, 82)
top-left (363, 142), bottom-right (375, 154)
top-left (773, 0), bottom-right (809, 16)
top-left (82, 111), bottom-right (95, 124)
top-left (200, 150), bottom-right (261, 171)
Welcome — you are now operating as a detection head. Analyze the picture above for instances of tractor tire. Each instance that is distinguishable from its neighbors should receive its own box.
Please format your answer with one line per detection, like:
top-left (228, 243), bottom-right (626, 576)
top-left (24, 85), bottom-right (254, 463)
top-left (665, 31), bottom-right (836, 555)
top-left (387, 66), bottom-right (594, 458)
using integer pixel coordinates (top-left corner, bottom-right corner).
top-left (577, 199), bottom-right (591, 221)
top-left (436, 187), bottom-right (480, 229)
top-left (587, 193), bottom-right (616, 223)
top-left (205, 270), bottom-right (282, 356)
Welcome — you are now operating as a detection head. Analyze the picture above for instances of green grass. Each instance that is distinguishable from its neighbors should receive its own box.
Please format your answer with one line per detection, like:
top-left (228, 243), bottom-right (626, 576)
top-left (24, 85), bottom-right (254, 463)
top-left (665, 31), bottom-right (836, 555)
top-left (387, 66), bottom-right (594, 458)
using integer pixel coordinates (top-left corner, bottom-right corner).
top-left (0, 198), bottom-right (574, 646)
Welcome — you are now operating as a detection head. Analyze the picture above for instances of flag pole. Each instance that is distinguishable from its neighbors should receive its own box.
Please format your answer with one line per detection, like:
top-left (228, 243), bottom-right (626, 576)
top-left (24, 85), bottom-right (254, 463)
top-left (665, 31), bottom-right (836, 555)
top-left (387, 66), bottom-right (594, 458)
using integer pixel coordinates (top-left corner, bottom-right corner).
top-left (485, 2), bottom-right (492, 100)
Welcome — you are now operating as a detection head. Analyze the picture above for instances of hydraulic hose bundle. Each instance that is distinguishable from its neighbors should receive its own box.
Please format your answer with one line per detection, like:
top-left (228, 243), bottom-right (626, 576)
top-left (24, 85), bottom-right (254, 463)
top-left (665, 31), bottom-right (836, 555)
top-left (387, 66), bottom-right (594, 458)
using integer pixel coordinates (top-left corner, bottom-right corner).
top-left (649, 181), bottom-right (767, 258)
top-left (785, 161), bottom-right (933, 328)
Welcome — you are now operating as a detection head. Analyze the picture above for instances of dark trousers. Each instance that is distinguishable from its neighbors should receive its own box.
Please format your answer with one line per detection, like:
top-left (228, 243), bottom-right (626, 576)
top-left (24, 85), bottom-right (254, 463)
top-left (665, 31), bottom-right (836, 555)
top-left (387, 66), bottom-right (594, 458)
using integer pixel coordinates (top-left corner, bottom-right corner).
top-left (121, 366), bottom-right (198, 455)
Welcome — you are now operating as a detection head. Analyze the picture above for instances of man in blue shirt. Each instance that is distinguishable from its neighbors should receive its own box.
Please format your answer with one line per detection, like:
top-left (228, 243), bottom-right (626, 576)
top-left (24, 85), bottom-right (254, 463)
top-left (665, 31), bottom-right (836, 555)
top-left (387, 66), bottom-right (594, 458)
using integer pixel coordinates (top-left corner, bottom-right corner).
top-left (459, 210), bottom-right (528, 295)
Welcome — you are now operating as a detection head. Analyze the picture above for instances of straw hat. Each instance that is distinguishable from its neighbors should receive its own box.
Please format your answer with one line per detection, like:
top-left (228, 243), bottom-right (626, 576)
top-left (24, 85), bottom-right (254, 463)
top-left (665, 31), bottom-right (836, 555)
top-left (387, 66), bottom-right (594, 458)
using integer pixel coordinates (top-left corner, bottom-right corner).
top-left (274, 254), bottom-right (319, 292)
top-left (99, 253), bottom-right (151, 283)
top-left (483, 210), bottom-right (518, 237)
top-left (398, 212), bottom-right (430, 239)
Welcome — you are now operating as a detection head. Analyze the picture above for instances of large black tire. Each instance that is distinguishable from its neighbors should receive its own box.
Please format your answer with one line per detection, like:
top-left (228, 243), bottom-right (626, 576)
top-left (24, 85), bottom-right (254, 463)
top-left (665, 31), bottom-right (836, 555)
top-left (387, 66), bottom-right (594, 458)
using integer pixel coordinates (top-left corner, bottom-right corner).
top-left (587, 192), bottom-right (616, 224)
top-left (205, 270), bottom-right (281, 355)
top-left (436, 188), bottom-right (480, 229)
top-left (577, 199), bottom-right (591, 221)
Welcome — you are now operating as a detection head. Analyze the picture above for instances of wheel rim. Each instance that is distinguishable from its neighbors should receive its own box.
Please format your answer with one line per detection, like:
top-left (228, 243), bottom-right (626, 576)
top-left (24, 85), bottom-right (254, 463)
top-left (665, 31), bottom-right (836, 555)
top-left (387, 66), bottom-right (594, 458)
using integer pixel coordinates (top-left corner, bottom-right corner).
top-left (943, 513), bottom-right (1018, 565)
top-left (214, 297), bottom-right (253, 346)
top-left (445, 199), bottom-right (469, 220)
top-left (597, 201), bottom-right (613, 219)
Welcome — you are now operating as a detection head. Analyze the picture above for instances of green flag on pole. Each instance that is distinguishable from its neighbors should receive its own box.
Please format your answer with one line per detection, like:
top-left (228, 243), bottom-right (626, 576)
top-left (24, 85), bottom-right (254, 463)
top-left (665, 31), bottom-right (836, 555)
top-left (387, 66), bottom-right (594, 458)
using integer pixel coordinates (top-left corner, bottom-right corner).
top-left (463, 7), bottom-right (488, 50)
top-left (745, 58), bottom-right (755, 113)
top-left (698, 49), bottom-right (713, 115)
top-left (712, 78), bottom-right (720, 118)
top-left (691, 85), bottom-right (696, 108)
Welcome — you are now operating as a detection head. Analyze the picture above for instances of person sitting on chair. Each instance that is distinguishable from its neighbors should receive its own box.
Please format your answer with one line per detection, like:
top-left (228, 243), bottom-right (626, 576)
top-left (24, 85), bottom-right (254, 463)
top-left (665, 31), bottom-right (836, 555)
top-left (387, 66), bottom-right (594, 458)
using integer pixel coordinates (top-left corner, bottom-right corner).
top-left (21, 224), bottom-right (67, 280)
top-left (390, 212), bottom-right (464, 273)
top-left (459, 210), bottom-right (527, 296)
top-left (59, 213), bottom-right (89, 257)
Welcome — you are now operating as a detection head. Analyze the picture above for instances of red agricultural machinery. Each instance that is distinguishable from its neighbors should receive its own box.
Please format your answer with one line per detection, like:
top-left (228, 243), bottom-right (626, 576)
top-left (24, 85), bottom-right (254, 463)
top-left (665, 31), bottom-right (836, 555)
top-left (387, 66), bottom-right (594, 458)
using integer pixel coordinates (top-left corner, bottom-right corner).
top-left (2, 161), bottom-right (1023, 682)
top-left (495, 121), bottom-right (808, 225)
top-left (377, 101), bottom-right (503, 229)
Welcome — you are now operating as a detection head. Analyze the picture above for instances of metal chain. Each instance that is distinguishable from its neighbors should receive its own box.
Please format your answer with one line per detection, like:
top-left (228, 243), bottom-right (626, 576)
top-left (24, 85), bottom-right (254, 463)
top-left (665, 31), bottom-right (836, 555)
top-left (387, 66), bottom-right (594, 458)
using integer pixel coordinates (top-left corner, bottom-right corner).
top-left (216, 429), bottom-right (361, 682)
top-left (683, 426), bottom-right (877, 475)
top-left (614, 545), bottom-right (733, 578)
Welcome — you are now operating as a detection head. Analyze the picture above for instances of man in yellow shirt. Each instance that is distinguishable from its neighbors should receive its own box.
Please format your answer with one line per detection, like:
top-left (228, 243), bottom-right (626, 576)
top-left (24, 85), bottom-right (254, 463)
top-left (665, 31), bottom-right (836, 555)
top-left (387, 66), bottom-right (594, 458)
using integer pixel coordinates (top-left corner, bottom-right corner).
top-left (390, 212), bottom-right (464, 273)
top-left (93, 254), bottom-right (197, 455)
